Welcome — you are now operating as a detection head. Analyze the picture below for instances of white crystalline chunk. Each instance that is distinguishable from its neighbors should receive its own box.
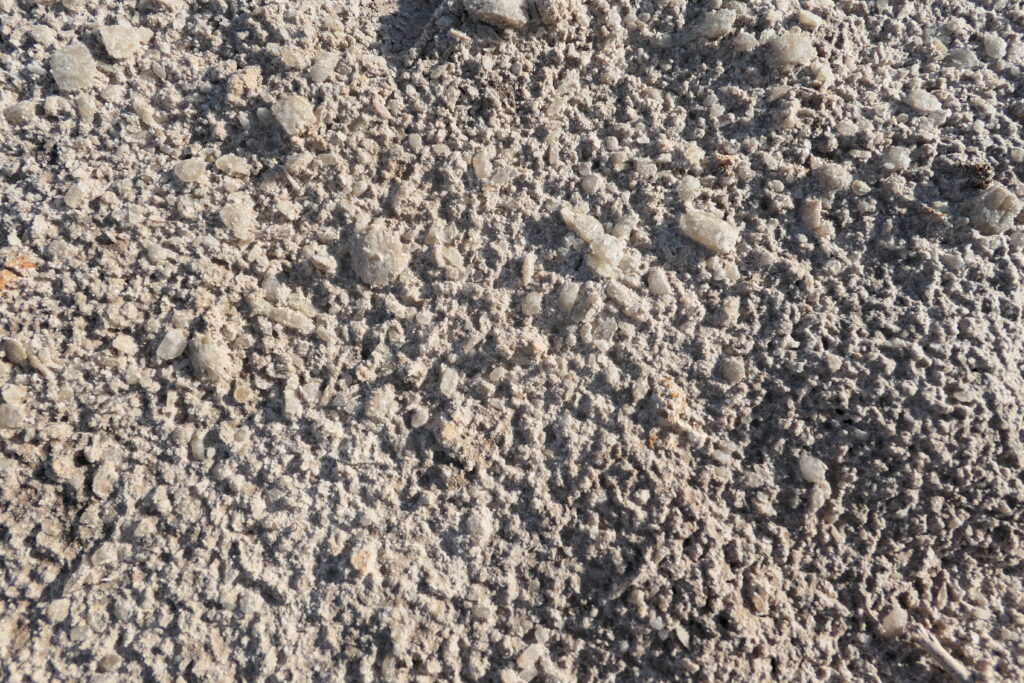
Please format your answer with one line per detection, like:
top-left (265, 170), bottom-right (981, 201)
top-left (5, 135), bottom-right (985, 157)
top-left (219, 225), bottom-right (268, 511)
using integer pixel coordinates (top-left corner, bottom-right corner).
top-left (219, 197), bottom-right (256, 240)
top-left (700, 9), bottom-right (736, 40)
top-left (173, 158), bottom-right (205, 182)
top-left (465, 0), bottom-right (528, 29)
top-left (881, 146), bottom-right (912, 174)
top-left (270, 307), bottom-right (315, 335)
top-left (880, 607), bottom-right (908, 638)
top-left (439, 367), bottom-right (460, 398)
top-left (351, 223), bottom-right (410, 287)
top-left (521, 292), bottom-right (542, 316)
top-left (215, 154), bottom-right (251, 177)
top-left (99, 25), bottom-right (152, 60)
top-left (4, 101), bottom-right (36, 125)
top-left (308, 53), bottom-right (340, 83)
top-left (679, 210), bottom-right (740, 254)
top-left (272, 94), bottom-right (316, 136)
top-left (906, 88), bottom-right (942, 114)
top-left (51, 43), bottom-right (96, 92)
top-left (557, 281), bottom-right (580, 313)
top-left (983, 33), bottom-right (1007, 60)
top-left (156, 329), bottom-right (188, 360)
top-left (0, 403), bottom-right (25, 430)
top-left (588, 234), bottom-right (625, 278)
top-left (969, 184), bottom-right (1021, 235)
top-left (560, 205), bottom-right (604, 243)
top-left (815, 163), bottom-right (852, 193)
top-left (190, 334), bottom-right (236, 386)
top-left (772, 29), bottom-right (815, 69)
top-left (647, 267), bottom-right (671, 296)
top-left (799, 455), bottom-right (828, 484)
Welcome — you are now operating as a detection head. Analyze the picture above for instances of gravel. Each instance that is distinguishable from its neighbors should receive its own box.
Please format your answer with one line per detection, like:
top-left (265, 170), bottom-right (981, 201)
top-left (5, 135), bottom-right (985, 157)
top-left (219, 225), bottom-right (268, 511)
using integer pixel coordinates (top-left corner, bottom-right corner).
top-left (2, 1), bottom-right (1024, 680)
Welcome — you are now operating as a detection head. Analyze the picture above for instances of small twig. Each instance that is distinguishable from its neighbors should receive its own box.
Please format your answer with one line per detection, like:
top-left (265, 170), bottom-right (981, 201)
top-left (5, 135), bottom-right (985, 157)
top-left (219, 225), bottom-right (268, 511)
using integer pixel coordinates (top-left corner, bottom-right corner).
top-left (910, 623), bottom-right (974, 683)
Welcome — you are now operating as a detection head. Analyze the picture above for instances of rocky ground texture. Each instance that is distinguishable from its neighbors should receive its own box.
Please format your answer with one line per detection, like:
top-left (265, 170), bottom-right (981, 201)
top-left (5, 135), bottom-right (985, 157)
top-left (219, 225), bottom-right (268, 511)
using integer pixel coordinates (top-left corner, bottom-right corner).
top-left (2, 0), bottom-right (1024, 680)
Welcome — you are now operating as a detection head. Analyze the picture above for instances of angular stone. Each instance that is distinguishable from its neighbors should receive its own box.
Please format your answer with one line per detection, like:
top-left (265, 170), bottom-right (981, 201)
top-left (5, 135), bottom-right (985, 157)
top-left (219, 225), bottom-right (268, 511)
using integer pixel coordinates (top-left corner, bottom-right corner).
top-left (272, 95), bottom-right (316, 136)
top-left (465, 0), bottom-right (528, 29)
top-left (51, 43), bottom-right (96, 92)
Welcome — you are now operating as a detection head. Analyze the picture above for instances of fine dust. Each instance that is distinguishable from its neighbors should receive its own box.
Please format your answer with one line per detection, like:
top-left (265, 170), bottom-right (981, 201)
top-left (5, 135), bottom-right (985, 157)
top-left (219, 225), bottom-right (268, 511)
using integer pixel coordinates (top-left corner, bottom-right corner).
top-left (2, 1), bottom-right (1024, 681)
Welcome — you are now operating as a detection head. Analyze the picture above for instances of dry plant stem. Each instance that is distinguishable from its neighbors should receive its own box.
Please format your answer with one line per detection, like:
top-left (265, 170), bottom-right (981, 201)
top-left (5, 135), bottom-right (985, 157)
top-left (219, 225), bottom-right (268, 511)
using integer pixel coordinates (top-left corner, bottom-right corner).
top-left (910, 624), bottom-right (974, 683)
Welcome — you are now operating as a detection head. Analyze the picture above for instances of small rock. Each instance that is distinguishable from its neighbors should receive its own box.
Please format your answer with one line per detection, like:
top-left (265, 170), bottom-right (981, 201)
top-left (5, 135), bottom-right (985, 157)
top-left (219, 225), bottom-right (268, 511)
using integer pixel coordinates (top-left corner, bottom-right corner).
top-left (96, 653), bottom-right (122, 673)
top-left (815, 163), bottom-right (852, 193)
top-left (99, 25), bottom-right (151, 60)
top-left (4, 101), bottom-right (36, 125)
top-left (721, 356), bottom-right (745, 384)
top-left (679, 210), bottom-right (740, 254)
top-left (173, 158), bottom-right (205, 183)
top-left (699, 9), bottom-right (736, 40)
top-left (215, 154), bottom-right (251, 177)
top-left (906, 88), bottom-right (942, 114)
top-left (272, 94), bottom-right (316, 136)
top-left (772, 29), bottom-right (815, 70)
top-left (220, 196), bottom-right (256, 241)
top-left (799, 455), bottom-right (827, 484)
top-left (647, 267), bottom-right (671, 296)
top-left (190, 334), bottom-right (236, 386)
top-left (465, 0), bottom-right (529, 29)
top-left (880, 606), bottom-right (908, 638)
top-left (46, 599), bottom-right (71, 623)
top-left (156, 329), bottom-right (188, 360)
top-left (969, 183), bottom-right (1021, 235)
top-left (112, 334), bottom-right (137, 355)
top-left (51, 43), bottom-right (96, 92)
top-left (350, 223), bottom-right (410, 287)
top-left (982, 33), bottom-right (1007, 60)
top-left (0, 402), bottom-right (24, 430)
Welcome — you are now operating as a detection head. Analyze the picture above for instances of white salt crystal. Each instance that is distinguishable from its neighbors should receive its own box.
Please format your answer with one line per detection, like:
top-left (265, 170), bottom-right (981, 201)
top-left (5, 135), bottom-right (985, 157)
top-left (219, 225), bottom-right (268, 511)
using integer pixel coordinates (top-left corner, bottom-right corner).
top-left (679, 210), bottom-right (740, 254)
top-left (587, 234), bottom-right (625, 278)
top-left (700, 9), bottom-right (736, 40)
top-left (156, 329), bottom-right (188, 360)
top-left (733, 31), bottom-right (758, 53)
top-left (4, 101), bottom-right (36, 125)
top-left (799, 455), bottom-right (827, 484)
top-left (465, 0), bottom-right (528, 29)
top-left (521, 253), bottom-right (536, 286)
top-left (173, 158), bottom-right (205, 182)
top-left (219, 197), bottom-right (256, 241)
top-left (647, 267), bottom-right (671, 296)
top-left (308, 53), bottom-right (340, 82)
top-left (439, 367), bottom-right (460, 398)
top-left (0, 403), bottom-right (25, 430)
top-left (906, 89), bottom-right (942, 114)
top-left (112, 334), bottom-right (138, 355)
top-left (270, 307), bottom-right (315, 335)
top-left (215, 154), bottom-right (251, 177)
top-left (881, 146), bottom-right (911, 174)
top-left (521, 292), bottom-right (542, 316)
top-left (969, 184), bottom-right (1021, 235)
top-left (557, 282), bottom-right (580, 313)
top-left (721, 356), bottom-right (745, 383)
top-left (272, 95), bottom-right (316, 136)
top-left (983, 33), bottom-right (1007, 60)
top-left (51, 43), bottom-right (96, 92)
top-left (350, 223), bottom-right (410, 287)
top-left (772, 29), bottom-right (815, 70)
top-left (190, 335), bottom-right (235, 386)
top-left (880, 607), bottom-right (908, 638)
top-left (815, 163), bottom-right (851, 193)
top-left (560, 205), bottom-right (604, 243)
top-left (99, 25), bottom-right (151, 60)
